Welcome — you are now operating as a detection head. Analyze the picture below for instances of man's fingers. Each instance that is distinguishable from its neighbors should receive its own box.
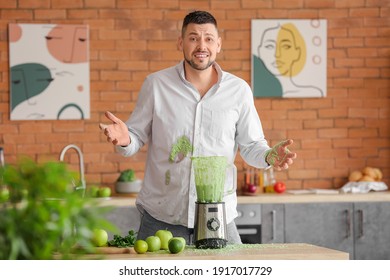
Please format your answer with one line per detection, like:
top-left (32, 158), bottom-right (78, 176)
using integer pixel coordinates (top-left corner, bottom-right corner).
top-left (280, 139), bottom-right (293, 149)
top-left (290, 152), bottom-right (297, 159)
top-left (100, 112), bottom-right (128, 146)
top-left (105, 111), bottom-right (121, 124)
top-left (285, 152), bottom-right (297, 159)
top-left (99, 123), bottom-right (108, 131)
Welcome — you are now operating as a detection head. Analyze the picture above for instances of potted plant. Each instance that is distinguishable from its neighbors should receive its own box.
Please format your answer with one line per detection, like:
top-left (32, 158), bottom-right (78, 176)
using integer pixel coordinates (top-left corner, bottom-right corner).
top-left (0, 157), bottom-right (116, 259)
top-left (115, 169), bottom-right (142, 194)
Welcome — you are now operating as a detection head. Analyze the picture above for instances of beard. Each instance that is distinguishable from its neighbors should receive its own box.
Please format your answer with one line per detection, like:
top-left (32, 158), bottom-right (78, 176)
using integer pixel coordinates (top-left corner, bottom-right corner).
top-left (184, 53), bottom-right (214, 71)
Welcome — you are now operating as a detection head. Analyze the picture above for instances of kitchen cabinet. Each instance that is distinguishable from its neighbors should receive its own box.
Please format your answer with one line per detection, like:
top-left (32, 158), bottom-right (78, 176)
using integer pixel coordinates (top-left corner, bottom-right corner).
top-left (284, 203), bottom-right (354, 257)
top-left (261, 204), bottom-right (285, 244)
top-left (353, 202), bottom-right (390, 259)
top-left (260, 201), bottom-right (390, 260)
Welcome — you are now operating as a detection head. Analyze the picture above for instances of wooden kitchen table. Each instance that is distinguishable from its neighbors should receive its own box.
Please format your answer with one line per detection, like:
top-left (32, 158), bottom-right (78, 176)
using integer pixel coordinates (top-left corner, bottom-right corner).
top-left (85, 243), bottom-right (349, 260)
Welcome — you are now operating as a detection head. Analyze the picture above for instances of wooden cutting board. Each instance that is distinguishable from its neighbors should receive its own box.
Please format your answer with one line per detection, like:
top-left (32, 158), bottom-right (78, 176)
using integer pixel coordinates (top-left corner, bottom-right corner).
top-left (71, 246), bottom-right (135, 255)
top-left (91, 246), bottom-right (135, 254)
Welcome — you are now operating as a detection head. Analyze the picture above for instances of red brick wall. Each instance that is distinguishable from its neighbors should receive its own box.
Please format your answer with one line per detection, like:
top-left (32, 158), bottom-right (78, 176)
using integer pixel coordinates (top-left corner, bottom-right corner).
top-left (0, 0), bottom-right (389, 192)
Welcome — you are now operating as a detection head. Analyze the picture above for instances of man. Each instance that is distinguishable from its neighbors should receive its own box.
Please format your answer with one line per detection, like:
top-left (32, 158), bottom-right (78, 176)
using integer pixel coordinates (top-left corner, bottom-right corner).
top-left (100, 11), bottom-right (296, 244)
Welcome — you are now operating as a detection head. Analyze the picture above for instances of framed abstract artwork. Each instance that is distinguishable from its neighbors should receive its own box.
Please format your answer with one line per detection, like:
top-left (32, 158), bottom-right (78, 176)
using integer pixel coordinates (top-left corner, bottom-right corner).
top-left (9, 23), bottom-right (90, 120)
top-left (252, 19), bottom-right (327, 98)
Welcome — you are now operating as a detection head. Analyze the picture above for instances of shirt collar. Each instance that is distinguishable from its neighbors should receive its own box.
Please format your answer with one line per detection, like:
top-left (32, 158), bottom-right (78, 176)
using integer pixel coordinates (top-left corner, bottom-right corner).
top-left (176, 60), bottom-right (223, 86)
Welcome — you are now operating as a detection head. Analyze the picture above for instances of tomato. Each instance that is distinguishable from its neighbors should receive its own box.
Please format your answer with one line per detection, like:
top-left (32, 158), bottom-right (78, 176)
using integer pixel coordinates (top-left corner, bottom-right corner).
top-left (273, 182), bottom-right (286, 193)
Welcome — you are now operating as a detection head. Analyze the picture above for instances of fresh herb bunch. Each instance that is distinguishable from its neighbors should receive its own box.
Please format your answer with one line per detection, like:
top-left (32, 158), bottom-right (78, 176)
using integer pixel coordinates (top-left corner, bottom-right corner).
top-left (0, 158), bottom-right (117, 260)
top-left (108, 230), bottom-right (137, 247)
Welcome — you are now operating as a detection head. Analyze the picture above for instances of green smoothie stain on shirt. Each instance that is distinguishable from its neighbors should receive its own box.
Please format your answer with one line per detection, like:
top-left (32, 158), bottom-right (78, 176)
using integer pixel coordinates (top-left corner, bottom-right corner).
top-left (169, 136), bottom-right (193, 163)
top-left (165, 136), bottom-right (194, 186)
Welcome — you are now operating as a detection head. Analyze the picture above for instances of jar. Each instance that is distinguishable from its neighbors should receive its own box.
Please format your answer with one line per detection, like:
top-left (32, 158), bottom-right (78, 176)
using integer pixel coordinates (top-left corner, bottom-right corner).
top-left (263, 166), bottom-right (276, 193)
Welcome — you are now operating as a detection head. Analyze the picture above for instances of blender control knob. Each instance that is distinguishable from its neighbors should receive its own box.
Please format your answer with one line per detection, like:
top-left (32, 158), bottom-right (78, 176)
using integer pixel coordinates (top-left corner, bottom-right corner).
top-left (207, 217), bottom-right (220, 231)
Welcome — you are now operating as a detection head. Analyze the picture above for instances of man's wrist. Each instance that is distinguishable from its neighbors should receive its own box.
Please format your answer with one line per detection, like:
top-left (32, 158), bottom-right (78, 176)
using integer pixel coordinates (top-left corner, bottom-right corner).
top-left (121, 136), bottom-right (131, 147)
top-left (264, 149), bottom-right (271, 166)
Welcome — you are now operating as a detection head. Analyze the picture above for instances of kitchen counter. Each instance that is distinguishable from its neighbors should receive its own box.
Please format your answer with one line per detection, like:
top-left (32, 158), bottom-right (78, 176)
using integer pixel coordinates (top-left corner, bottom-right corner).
top-left (85, 243), bottom-right (349, 260)
top-left (97, 191), bottom-right (390, 207)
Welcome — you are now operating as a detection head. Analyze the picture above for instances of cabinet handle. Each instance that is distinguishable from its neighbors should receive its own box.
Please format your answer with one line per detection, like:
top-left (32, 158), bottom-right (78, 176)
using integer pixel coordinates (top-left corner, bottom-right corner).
top-left (358, 209), bottom-right (364, 238)
top-left (271, 210), bottom-right (276, 240)
top-left (345, 209), bottom-right (351, 238)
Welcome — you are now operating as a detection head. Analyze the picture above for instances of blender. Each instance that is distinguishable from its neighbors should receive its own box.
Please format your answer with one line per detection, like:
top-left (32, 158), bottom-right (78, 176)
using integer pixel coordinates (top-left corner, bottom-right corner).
top-left (191, 156), bottom-right (236, 249)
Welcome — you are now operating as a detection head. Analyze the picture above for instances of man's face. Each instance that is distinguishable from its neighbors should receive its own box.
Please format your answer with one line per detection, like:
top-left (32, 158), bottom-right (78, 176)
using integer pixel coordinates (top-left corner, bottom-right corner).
top-left (178, 23), bottom-right (221, 71)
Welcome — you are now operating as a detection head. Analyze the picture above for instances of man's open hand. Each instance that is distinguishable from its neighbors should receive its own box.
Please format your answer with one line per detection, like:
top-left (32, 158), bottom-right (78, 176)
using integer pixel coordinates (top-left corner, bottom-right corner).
top-left (266, 139), bottom-right (297, 171)
top-left (99, 111), bottom-right (130, 146)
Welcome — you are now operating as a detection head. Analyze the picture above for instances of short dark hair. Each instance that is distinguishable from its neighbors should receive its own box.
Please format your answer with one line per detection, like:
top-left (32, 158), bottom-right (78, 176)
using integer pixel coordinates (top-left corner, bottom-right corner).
top-left (181, 11), bottom-right (218, 36)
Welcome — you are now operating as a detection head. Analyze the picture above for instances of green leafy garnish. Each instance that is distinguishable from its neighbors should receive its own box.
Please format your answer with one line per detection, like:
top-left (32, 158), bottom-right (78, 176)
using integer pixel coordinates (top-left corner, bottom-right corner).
top-left (108, 230), bottom-right (137, 248)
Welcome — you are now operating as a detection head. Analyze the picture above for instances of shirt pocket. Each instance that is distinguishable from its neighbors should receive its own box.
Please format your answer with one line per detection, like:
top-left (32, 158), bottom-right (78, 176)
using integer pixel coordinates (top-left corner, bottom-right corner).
top-left (203, 107), bottom-right (237, 141)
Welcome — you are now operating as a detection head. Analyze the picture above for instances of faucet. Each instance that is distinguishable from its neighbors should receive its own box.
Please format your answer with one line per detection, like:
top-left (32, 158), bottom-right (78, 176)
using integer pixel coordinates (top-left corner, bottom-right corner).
top-left (59, 144), bottom-right (86, 197)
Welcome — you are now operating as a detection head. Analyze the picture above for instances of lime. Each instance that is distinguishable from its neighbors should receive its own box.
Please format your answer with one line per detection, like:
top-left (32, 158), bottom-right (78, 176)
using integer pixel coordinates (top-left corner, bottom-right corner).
top-left (176, 237), bottom-right (186, 248)
top-left (168, 237), bottom-right (185, 254)
top-left (92, 229), bottom-right (108, 247)
top-left (134, 240), bottom-right (148, 254)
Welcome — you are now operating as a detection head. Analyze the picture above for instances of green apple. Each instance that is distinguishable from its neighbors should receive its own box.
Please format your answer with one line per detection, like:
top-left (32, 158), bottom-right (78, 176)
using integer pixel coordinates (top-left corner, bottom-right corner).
top-left (98, 186), bottom-right (111, 198)
top-left (92, 228), bottom-right (108, 247)
top-left (0, 187), bottom-right (9, 203)
top-left (88, 185), bottom-right (100, 198)
top-left (155, 229), bottom-right (173, 250)
top-left (145, 236), bottom-right (161, 252)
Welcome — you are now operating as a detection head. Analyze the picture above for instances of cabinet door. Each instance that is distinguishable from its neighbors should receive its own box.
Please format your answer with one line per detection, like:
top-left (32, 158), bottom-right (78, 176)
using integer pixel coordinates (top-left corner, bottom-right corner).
top-left (285, 203), bottom-right (354, 257)
top-left (261, 204), bottom-right (285, 243)
top-left (354, 202), bottom-right (390, 260)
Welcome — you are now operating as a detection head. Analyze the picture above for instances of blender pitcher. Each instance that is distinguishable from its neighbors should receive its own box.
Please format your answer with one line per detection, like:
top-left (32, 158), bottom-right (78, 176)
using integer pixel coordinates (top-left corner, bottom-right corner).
top-left (191, 156), bottom-right (237, 249)
top-left (191, 156), bottom-right (236, 202)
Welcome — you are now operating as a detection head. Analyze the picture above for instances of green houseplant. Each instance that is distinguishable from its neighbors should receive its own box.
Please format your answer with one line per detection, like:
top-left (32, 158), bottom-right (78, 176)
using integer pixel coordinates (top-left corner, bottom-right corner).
top-left (115, 169), bottom-right (142, 193)
top-left (0, 157), bottom-right (116, 260)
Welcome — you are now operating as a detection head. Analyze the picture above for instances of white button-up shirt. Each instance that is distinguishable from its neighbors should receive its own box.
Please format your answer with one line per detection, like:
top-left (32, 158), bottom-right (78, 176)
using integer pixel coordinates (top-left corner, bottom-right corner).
top-left (117, 61), bottom-right (270, 228)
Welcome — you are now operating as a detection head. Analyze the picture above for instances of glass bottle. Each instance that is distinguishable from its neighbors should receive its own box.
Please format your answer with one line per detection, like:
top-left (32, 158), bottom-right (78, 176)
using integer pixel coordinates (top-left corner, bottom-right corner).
top-left (263, 166), bottom-right (276, 193)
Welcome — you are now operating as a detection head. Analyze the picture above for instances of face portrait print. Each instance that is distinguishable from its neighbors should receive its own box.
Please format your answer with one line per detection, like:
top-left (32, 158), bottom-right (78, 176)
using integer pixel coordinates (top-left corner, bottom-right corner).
top-left (9, 23), bottom-right (90, 120)
top-left (252, 20), bottom-right (326, 98)
top-left (258, 25), bottom-right (302, 77)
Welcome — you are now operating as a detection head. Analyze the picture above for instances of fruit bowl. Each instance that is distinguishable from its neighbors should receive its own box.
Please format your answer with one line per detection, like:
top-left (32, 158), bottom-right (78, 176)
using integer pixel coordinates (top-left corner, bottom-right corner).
top-left (115, 180), bottom-right (143, 194)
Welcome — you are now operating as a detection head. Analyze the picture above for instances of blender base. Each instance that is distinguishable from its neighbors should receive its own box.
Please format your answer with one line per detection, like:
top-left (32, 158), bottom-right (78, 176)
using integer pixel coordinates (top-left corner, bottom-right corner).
top-left (195, 238), bottom-right (227, 249)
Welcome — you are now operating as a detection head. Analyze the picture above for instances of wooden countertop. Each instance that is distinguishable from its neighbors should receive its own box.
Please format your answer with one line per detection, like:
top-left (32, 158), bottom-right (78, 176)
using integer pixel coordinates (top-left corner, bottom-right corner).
top-left (84, 243), bottom-right (349, 260)
top-left (97, 191), bottom-right (390, 207)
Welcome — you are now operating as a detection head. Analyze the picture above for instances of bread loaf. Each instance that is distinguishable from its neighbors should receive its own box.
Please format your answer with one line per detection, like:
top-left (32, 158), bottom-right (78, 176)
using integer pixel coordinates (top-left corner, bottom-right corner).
top-left (348, 166), bottom-right (383, 182)
top-left (362, 167), bottom-right (377, 178)
top-left (373, 168), bottom-right (383, 181)
top-left (348, 170), bottom-right (363, 182)
top-left (359, 175), bottom-right (376, 182)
